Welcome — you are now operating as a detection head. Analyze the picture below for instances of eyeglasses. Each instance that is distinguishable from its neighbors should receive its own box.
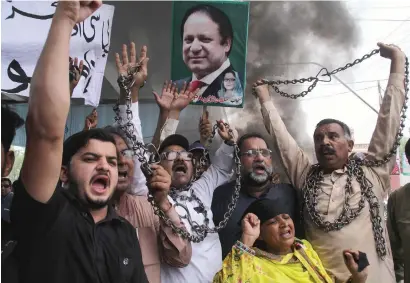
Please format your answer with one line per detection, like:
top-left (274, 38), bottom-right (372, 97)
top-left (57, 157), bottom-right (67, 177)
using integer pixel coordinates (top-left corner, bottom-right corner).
top-left (120, 149), bottom-right (134, 158)
top-left (224, 78), bottom-right (235, 83)
top-left (161, 151), bottom-right (193, 161)
top-left (241, 149), bottom-right (272, 158)
top-left (1, 184), bottom-right (10, 189)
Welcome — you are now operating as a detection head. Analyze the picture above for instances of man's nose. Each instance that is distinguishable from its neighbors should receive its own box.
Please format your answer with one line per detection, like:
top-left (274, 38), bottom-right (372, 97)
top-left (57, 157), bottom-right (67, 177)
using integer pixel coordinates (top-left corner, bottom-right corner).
top-left (175, 153), bottom-right (184, 161)
top-left (254, 152), bottom-right (264, 162)
top-left (323, 135), bottom-right (331, 145)
top-left (96, 158), bottom-right (110, 171)
top-left (117, 154), bottom-right (126, 166)
top-left (190, 39), bottom-right (202, 52)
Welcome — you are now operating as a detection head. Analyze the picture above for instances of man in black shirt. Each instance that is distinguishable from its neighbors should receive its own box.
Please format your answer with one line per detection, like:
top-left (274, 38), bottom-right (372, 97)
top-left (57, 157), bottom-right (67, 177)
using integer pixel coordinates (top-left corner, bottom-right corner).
top-left (10, 1), bottom-right (147, 282)
top-left (1, 106), bottom-right (24, 283)
top-left (212, 133), bottom-right (304, 259)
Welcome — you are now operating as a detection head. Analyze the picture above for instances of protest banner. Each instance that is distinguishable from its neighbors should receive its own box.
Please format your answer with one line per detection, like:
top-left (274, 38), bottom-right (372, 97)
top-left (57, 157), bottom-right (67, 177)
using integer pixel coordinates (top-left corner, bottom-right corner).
top-left (1, 1), bottom-right (114, 107)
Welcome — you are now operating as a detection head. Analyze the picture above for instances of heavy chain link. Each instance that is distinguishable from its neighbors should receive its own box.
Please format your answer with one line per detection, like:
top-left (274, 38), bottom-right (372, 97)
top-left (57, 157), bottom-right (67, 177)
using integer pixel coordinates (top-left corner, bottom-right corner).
top-left (275, 50), bottom-right (409, 260)
top-left (361, 55), bottom-right (409, 167)
top-left (302, 159), bottom-right (386, 258)
top-left (252, 49), bottom-right (380, 98)
top-left (206, 123), bottom-right (243, 232)
top-left (114, 67), bottom-right (242, 243)
top-left (252, 49), bottom-right (409, 168)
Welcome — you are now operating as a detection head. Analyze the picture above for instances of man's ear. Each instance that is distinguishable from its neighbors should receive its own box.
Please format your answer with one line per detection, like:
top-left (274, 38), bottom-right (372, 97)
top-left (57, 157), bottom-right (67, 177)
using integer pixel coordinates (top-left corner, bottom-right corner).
top-left (347, 139), bottom-right (354, 153)
top-left (223, 38), bottom-right (232, 54)
top-left (3, 151), bottom-right (15, 177)
top-left (60, 165), bottom-right (69, 183)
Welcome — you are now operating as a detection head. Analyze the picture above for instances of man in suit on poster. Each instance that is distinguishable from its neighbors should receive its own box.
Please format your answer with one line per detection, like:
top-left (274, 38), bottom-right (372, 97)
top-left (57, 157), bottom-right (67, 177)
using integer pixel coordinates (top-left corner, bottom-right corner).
top-left (175, 4), bottom-right (242, 105)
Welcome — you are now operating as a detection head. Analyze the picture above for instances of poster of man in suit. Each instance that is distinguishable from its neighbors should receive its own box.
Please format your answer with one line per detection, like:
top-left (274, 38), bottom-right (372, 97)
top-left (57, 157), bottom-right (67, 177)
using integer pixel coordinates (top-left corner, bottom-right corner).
top-left (171, 1), bottom-right (249, 108)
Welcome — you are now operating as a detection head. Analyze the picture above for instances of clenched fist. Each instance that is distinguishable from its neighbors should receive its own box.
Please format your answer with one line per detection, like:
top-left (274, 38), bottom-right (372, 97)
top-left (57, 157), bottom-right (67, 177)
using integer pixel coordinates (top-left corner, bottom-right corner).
top-left (240, 213), bottom-right (260, 247)
top-left (147, 164), bottom-right (172, 211)
top-left (55, 0), bottom-right (102, 25)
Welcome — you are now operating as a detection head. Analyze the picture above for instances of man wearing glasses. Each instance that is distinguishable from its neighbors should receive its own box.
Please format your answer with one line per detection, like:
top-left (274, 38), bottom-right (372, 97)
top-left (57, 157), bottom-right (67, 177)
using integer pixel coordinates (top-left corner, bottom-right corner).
top-left (211, 133), bottom-right (303, 259)
top-left (158, 131), bottom-right (236, 283)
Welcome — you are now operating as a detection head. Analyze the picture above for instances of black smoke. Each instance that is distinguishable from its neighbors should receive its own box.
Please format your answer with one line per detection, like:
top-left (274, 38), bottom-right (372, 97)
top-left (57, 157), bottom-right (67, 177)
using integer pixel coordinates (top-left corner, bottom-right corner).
top-left (226, 1), bottom-right (359, 179)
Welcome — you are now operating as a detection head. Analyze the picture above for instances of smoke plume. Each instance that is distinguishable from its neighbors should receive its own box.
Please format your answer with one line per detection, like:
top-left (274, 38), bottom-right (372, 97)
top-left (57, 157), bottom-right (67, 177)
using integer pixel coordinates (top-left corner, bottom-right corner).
top-left (225, 1), bottom-right (359, 174)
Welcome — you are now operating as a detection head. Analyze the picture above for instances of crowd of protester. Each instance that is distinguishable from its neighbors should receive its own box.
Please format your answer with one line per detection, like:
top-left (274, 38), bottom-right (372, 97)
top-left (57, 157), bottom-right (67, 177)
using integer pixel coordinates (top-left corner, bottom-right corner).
top-left (1, 1), bottom-right (409, 283)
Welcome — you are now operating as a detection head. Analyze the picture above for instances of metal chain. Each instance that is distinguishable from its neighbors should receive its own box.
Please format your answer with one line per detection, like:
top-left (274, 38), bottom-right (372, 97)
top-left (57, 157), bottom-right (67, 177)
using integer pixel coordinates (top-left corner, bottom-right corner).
top-left (253, 49), bottom-right (409, 168)
top-left (114, 68), bottom-right (242, 243)
top-left (205, 123), bottom-right (243, 232)
top-left (253, 49), bottom-right (409, 259)
top-left (361, 56), bottom-right (409, 167)
top-left (251, 49), bottom-right (380, 98)
top-left (302, 159), bottom-right (386, 258)
top-left (193, 150), bottom-right (210, 180)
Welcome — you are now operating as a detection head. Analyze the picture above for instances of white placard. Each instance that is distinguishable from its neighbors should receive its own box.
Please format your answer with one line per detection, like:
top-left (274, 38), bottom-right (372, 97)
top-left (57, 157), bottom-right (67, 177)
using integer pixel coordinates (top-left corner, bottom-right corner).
top-left (1, 1), bottom-right (115, 107)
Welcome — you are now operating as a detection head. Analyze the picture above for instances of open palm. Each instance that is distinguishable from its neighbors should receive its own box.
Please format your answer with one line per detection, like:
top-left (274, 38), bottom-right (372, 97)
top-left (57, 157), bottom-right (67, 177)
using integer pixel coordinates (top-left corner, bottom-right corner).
top-left (153, 81), bottom-right (177, 111)
top-left (115, 42), bottom-right (149, 92)
top-left (170, 82), bottom-right (198, 111)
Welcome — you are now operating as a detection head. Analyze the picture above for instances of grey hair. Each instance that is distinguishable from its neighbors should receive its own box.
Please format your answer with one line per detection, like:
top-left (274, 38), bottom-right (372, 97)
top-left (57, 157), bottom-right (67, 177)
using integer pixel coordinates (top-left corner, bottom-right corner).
top-left (104, 125), bottom-right (131, 148)
top-left (315, 118), bottom-right (352, 140)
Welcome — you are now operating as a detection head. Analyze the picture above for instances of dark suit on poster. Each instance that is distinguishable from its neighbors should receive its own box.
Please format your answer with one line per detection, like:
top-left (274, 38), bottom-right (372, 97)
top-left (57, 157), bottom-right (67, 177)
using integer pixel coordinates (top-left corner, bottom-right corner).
top-left (175, 65), bottom-right (242, 105)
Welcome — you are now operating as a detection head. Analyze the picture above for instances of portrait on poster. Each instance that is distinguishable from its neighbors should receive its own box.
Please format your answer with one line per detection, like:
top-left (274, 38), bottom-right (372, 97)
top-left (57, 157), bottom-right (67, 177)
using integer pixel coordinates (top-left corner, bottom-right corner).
top-left (170, 1), bottom-right (249, 108)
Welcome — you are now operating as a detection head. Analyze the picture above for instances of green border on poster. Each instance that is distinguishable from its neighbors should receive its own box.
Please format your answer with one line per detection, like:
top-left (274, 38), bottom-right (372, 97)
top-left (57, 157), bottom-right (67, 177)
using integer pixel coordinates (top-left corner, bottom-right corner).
top-left (170, 1), bottom-right (250, 108)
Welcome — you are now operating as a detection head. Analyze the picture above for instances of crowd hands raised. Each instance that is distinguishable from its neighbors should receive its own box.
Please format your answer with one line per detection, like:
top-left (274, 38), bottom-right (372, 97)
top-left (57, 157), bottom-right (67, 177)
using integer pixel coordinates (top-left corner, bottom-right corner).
top-left (1, 1), bottom-right (408, 283)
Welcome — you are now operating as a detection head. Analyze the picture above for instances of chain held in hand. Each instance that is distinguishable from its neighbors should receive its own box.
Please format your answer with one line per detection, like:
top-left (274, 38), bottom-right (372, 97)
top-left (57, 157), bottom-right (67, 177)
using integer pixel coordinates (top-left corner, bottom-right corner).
top-left (252, 49), bottom-right (409, 168)
top-left (113, 67), bottom-right (243, 243)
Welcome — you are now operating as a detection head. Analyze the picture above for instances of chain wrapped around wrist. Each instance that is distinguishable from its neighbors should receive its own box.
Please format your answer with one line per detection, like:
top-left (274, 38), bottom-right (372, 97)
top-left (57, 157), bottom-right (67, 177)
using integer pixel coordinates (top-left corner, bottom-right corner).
top-left (114, 66), bottom-right (243, 243)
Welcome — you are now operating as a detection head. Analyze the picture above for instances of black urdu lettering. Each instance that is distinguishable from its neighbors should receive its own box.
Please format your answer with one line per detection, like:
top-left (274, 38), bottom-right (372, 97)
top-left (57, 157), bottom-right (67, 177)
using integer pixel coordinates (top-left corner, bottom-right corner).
top-left (82, 50), bottom-right (96, 94)
top-left (5, 3), bottom-right (55, 20)
top-left (82, 15), bottom-right (100, 43)
top-left (1, 60), bottom-right (31, 94)
top-left (101, 20), bottom-right (110, 57)
top-left (83, 75), bottom-right (92, 94)
top-left (72, 23), bottom-right (81, 37)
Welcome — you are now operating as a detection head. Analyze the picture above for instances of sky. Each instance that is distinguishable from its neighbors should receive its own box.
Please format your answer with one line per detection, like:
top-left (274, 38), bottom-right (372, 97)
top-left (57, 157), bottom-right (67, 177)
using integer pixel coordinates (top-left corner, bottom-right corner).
top-left (294, 0), bottom-right (410, 145)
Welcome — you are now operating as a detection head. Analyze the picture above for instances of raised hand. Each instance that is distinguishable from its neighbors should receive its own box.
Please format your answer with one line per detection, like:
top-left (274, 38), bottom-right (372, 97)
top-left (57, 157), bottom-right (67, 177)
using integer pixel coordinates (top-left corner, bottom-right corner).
top-left (147, 164), bottom-right (172, 211)
top-left (253, 80), bottom-right (271, 103)
top-left (343, 250), bottom-right (369, 283)
top-left (217, 120), bottom-right (237, 143)
top-left (153, 81), bottom-right (177, 111)
top-left (56, 1), bottom-right (102, 25)
top-left (83, 108), bottom-right (98, 130)
top-left (69, 57), bottom-right (84, 95)
top-left (170, 82), bottom-right (200, 112)
top-left (241, 213), bottom-right (260, 247)
top-left (199, 110), bottom-right (212, 145)
top-left (377, 42), bottom-right (405, 60)
top-left (115, 43), bottom-right (149, 95)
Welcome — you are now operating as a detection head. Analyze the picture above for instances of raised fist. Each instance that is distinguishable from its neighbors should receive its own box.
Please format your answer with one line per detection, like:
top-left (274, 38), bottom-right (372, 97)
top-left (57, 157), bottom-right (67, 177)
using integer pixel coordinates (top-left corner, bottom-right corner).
top-left (56, 1), bottom-right (102, 25)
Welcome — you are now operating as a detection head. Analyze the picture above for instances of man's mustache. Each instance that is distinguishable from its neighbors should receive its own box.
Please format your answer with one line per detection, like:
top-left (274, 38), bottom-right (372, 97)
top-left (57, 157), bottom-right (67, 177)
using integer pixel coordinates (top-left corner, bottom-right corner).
top-left (320, 146), bottom-right (336, 154)
top-left (252, 162), bottom-right (273, 174)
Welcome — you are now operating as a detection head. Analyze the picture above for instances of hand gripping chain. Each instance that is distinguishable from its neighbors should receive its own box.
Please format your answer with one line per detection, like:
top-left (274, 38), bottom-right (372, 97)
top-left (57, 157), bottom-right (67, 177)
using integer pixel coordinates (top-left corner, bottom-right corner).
top-left (252, 49), bottom-right (409, 168)
top-left (113, 68), bottom-right (242, 243)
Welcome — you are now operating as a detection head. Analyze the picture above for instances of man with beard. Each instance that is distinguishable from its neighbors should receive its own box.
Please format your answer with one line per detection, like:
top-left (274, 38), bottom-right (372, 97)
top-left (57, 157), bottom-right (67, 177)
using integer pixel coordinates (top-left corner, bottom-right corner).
top-left (105, 126), bottom-right (192, 283)
top-left (10, 1), bottom-right (147, 282)
top-left (211, 133), bottom-right (302, 259)
top-left (253, 42), bottom-right (405, 283)
top-left (103, 41), bottom-right (192, 283)
top-left (157, 129), bottom-right (235, 283)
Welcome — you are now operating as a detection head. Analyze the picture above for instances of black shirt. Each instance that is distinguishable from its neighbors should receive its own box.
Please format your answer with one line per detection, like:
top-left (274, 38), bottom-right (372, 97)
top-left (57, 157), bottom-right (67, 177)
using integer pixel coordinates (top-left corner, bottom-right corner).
top-left (10, 178), bottom-right (148, 283)
top-left (211, 180), bottom-right (304, 259)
